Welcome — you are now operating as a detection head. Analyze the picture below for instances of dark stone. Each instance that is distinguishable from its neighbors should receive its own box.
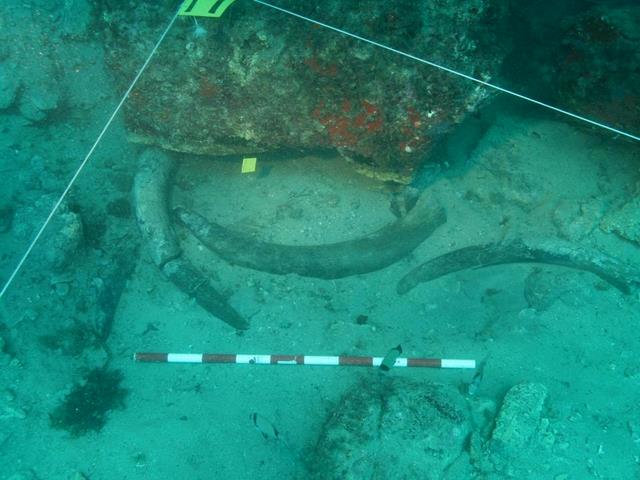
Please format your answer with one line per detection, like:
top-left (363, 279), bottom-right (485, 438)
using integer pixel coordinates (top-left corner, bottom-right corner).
top-left (106, 197), bottom-right (132, 218)
top-left (39, 325), bottom-right (100, 356)
top-left (0, 205), bottom-right (13, 233)
top-left (552, 6), bottom-right (640, 134)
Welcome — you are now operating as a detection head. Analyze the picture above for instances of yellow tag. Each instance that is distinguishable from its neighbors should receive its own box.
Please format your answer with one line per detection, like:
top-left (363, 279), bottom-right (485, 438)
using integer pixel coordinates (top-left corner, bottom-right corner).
top-left (179, 0), bottom-right (237, 18)
top-left (241, 157), bottom-right (257, 173)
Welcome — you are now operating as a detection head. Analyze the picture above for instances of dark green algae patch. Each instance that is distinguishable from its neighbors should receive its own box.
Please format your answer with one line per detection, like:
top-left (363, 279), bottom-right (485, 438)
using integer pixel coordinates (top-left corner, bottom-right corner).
top-left (50, 366), bottom-right (128, 437)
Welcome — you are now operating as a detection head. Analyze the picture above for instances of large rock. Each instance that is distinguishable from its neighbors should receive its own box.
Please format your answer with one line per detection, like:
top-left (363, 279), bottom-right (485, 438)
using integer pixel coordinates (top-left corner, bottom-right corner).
top-left (307, 377), bottom-right (471, 479)
top-left (13, 198), bottom-right (83, 271)
top-left (102, 0), bottom-right (507, 181)
top-left (524, 269), bottom-right (594, 311)
top-left (473, 383), bottom-right (556, 479)
top-left (600, 196), bottom-right (640, 246)
top-left (554, 5), bottom-right (640, 134)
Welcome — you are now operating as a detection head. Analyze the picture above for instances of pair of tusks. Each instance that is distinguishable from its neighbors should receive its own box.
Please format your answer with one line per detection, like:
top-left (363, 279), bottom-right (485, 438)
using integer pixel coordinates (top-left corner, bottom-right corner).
top-left (134, 149), bottom-right (446, 329)
top-left (179, 206), bottom-right (640, 296)
top-left (135, 149), bottom-right (638, 330)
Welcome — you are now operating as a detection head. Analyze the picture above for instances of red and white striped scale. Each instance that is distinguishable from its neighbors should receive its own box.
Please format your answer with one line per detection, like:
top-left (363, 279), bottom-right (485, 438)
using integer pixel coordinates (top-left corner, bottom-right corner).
top-left (134, 352), bottom-right (476, 369)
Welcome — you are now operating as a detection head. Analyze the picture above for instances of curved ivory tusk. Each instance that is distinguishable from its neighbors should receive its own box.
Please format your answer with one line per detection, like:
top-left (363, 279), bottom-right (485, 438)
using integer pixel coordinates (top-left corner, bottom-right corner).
top-left (397, 239), bottom-right (640, 295)
top-left (174, 193), bottom-right (446, 279)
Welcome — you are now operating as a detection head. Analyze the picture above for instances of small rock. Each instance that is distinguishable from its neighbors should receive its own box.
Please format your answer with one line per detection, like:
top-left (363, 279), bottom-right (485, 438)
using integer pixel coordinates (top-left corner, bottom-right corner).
top-left (600, 197), bottom-right (640, 245)
top-left (524, 269), bottom-right (593, 311)
top-left (490, 383), bottom-right (548, 454)
top-left (44, 207), bottom-right (84, 271)
top-left (0, 403), bottom-right (27, 420)
top-left (54, 282), bottom-right (70, 297)
top-left (68, 471), bottom-right (89, 480)
top-left (6, 470), bottom-right (38, 480)
top-left (19, 83), bottom-right (61, 122)
top-left (14, 199), bottom-right (84, 270)
top-left (552, 199), bottom-right (602, 241)
top-left (627, 419), bottom-right (640, 444)
top-left (0, 205), bottom-right (13, 233)
top-left (0, 62), bottom-right (20, 109)
top-left (21, 309), bottom-right (39, 323)
top-left (80, 347), bottom-right (109, 371)
top-left (0, 337), bottom-right (11, 365)
top-left (59, 0), bottom-right (92, 38)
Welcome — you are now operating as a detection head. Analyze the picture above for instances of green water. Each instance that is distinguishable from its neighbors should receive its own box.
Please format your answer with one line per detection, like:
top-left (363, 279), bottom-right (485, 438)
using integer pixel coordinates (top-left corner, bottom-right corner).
top-left (0, 1), bottom-right (638, 479)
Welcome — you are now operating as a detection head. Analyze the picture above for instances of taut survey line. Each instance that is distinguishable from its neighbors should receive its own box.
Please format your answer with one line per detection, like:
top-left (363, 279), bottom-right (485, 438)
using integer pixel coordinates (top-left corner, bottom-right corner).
top-left (0, 7), bottom-right (182, 299)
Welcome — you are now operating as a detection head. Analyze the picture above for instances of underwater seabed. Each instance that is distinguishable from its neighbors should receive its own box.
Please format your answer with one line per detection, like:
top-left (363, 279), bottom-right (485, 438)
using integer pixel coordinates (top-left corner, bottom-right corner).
top-left (1, 2), bottom-right (640, 478)
top-left (1, 95), bottom-right (639, 478)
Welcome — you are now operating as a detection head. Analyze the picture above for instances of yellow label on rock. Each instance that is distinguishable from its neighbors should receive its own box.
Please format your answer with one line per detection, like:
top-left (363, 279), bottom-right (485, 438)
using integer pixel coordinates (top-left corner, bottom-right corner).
top-left (241, 157), bottom-right (257, 173)
top-left (179, 0), bottom-right (237, 18)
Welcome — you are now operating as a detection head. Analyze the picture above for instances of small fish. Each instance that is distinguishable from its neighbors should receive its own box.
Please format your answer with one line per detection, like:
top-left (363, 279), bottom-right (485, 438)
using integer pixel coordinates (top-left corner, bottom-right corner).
top-left (250, 412), bottom-right (281, 441)
top-left (467, 358), bottom-right (487, 396)
top-left (250, 413), bottom-right (301, 467)
top-left (380, 344), bottom-right (403, 371)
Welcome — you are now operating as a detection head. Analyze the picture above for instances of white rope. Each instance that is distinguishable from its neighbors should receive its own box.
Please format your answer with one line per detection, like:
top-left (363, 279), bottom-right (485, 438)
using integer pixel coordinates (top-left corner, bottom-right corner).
top-left (0, 8), bottom-right (181, 299)
top-left (252, 0), bottom-right (640, 143)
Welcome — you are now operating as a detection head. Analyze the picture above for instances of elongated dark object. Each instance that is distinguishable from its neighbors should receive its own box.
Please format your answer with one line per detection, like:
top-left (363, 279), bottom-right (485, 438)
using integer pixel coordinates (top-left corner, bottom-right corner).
top-left (174, 194), bottom-right (446, 279)
top-left (134, 149), bottom-right (248, 330)
top-left (161, 257), bottom-right (248, 329)
top-left (397, 239), bottom-right (640, 295)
